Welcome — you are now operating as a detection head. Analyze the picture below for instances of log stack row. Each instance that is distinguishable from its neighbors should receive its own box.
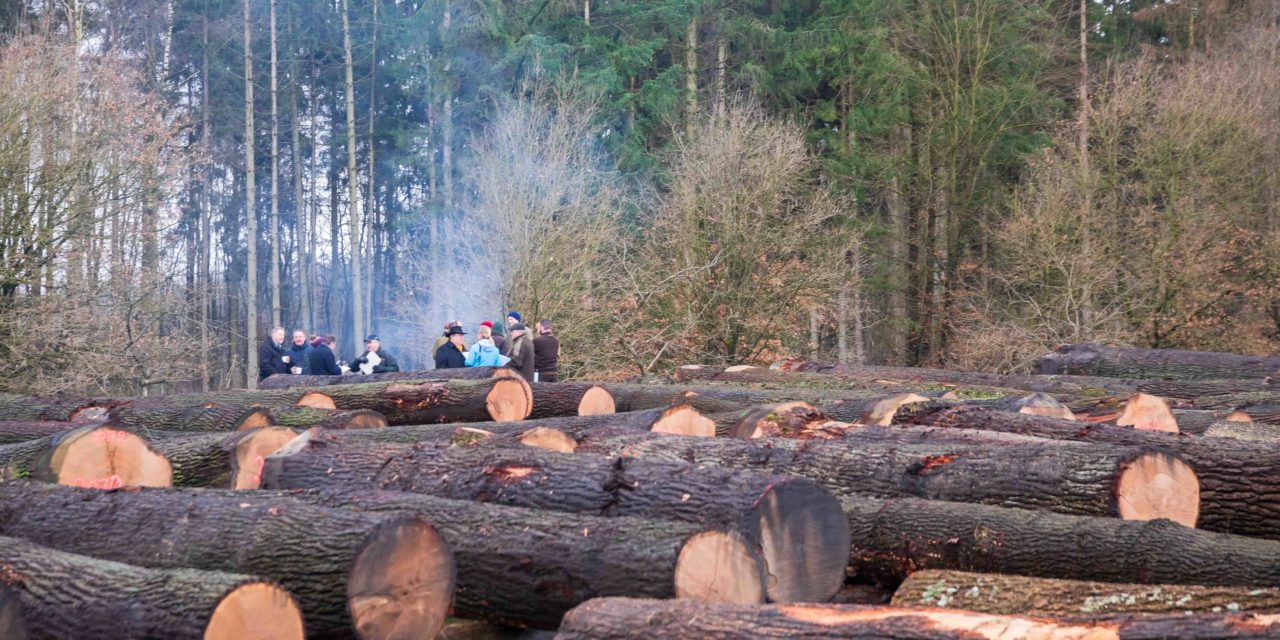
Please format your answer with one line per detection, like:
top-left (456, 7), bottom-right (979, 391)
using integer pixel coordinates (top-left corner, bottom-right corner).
top-left (6, 344), bottom-right (1280, 638)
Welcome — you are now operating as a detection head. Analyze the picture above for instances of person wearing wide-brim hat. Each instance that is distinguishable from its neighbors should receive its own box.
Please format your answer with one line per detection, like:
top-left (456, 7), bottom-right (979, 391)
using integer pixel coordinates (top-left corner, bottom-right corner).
top-left (352, 334), bottom-right (400, 375)
top-left (506, 322), bottom-right (536, 382)
top-left (434, 325), bottom-right (468, 369)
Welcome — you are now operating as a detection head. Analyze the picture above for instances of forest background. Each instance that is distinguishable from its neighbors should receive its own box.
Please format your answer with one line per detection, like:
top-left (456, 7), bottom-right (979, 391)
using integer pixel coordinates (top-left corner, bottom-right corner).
top-left (0, 0), bottom-right (1277, 394)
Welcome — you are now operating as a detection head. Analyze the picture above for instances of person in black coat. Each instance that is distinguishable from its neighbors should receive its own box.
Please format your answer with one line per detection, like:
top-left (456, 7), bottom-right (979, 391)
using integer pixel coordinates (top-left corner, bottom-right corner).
top-left (257, 327), bottom-right (292, 381)
top-left (308, 335), bottom-right (343, 376)
top-left (350, 335), bottom-right (401, 374)
top-left (434, 326), bottom-right (467, 369)
top-left (287, 330), bottom-right (313, 375)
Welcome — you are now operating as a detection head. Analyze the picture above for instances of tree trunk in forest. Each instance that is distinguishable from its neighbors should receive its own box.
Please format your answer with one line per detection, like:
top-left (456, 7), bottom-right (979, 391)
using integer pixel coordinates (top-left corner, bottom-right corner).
top-left (269, 0), bottom-right (281, 329)
top-left (261, 434), bottom-right (850, 604)
top-left (364, 0), bottom-right (378, 336)
top-left (244, 0), bottom-right (259, 389)
top-left (893, 569), bottom-right (1280, 617)
top-left (809, 309), bottom-right (819, 358)
top-left (0, 425), bottom-right (171, 488)
top-left (1035, 344), bottom-right (1280, 380)
top-left (258, 366), bottom-right (515, 389)
top-left (0, 482), bottom-right (454, 640)
top-left (1077, 0), bottom-right (1094, 331)
top-left (277, 488), bottom-right (766, 628)
top-left (887, 123), bottom-right (910, 364)
top-left (527, 383), bottom-right (615, 419)
top-left (715, 35), bottom-right (726, 118)
top-left (291, 58), bottom-right (311, 338)
top-left (573, 430), bottom-right (1200, 525)
top-left (685, 15), bottom-right (697, 137)
top-left (0, 535), bottom-right (305, 640)
top-left (342, 0), bottom-right (365, 349)
top-left (200, 16), bottom-right (212, 392)
top-left (897, 404), bottom-right (1280, 538)
top-left (556, 597), bottom-right (1280, 639)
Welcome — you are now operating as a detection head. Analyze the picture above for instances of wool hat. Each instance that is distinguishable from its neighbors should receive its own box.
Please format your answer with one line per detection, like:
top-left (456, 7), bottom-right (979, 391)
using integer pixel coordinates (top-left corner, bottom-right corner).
top-left (507, 311), bottom-right (522, 322)
top-left (480, 321), bottom-right (494, 329)
top-left (510, 322), bottom-right (528, 332)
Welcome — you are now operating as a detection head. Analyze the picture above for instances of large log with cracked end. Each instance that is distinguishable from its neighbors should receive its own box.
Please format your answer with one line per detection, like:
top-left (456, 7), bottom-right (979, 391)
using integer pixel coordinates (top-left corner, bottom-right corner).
top-left (897, 403), bottom-right (1280, 539)
top-left (527, 383), bottom-right (615, 419)
top-left (573, 431), bottom-right (1200, 525)
top-left (278, 488), bottom-right (767, 628)
top-left (144, 428), bottom-right (300, 488)
top-left (556, 597), bottom-right (1280, 639)
top-left (259, 367), bottom-right (517, 389)
top-left (892, 569), bottom-right (1280, 616)
top-left (841, 495), bottom-right (1280, 588)
top-left (0, 482), bottom-right (456, 640)
top-left (0, 424), bottom-right (172, 488)
top-left (0, 535), bottom-right (305, 640)
top-left (1035, 343), bottom-right (1280, 380)
top-left (261, 433), bottom-right (850, 604)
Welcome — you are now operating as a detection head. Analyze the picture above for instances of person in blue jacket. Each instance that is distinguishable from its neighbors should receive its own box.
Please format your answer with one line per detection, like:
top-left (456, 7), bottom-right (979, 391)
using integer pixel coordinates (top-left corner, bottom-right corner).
top-left (466, 324), bottom-right (505, 367)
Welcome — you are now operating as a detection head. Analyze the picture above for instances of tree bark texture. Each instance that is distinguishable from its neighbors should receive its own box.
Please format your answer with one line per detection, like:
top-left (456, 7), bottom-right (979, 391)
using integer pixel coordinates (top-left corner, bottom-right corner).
top-left (602, 383), bottom-right (878, 414)
top-left (0, 482), bottom-right (454, 640)
top-left (0, 421), bottom-right (81, 445)
top-left (1035, 343), bottom-right (1280, 380)
top-left (892, 569), bottom-right (1280, 616)
top-left (257, 367), bottom-right (514, 390)
top-left (261, 434), bottom-right (850, 604)
top-left (899, 404), bottom-right (1280, 538)
top-left (0, 535), bottom-right (304, 640)
top-left (527, 383), bottom-right (615, 419)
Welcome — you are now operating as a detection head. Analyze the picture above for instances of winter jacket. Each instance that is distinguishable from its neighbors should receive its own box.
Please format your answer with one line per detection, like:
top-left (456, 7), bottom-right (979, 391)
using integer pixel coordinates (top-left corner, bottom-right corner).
top-left (351, 348), bottom-right (400, 374)
top-left (493, 333), bottom-right (508, 356)
top-left (435, 342), bottom-right (467, 369)
top-left (308, 343), bottom-right (342, 376)
top-left (533, 334), bottom-right (560, 382)
top-left (465, 339), bottom-right (504, 368)
top-left (258, 338), bottom-right (291, 381)
top-left (287, 343), bottom-right (313, 375)
top-left (508, 334), bottom-right (536, 382)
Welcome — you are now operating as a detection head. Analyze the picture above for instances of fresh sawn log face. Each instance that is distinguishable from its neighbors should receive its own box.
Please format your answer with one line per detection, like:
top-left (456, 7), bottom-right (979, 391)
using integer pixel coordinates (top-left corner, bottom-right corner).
top-left (261, 432), bottom-right (850, 604)
top-left (0, 482), bottom-right (455, 640)
top-left (0, 424), bottom-right (171, 488)
top-left (0, 535), bottom-right (305, 640)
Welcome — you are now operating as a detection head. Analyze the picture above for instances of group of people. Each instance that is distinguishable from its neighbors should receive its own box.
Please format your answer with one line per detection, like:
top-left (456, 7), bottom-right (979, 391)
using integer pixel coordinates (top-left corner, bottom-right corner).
top-left (255, 310), bottom-right (559, 383)
top-left (432, 311), bottom-right (559, 383)
top-left (257, 327), bottom-right (399, 381)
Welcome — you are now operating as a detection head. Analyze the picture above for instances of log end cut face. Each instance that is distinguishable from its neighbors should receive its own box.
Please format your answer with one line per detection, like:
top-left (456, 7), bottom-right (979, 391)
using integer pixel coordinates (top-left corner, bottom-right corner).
top-left (674, 530), bottom-right (767, 604)
top-left (51, 426), bottom-right (173, 489)
top-left (296, 392), bottom-right (338, 410)
top-left (1116, 393), bottom-right (1178, 433)
top-left (236, 406), bottom-right (275, 431)
top-left (230, 427), bottom-right (302, 490)
top-left (487, 379), bottom-right (533, 422)
top-left (651, 404), bottom-right (716, 437)
top-left (1116, 452), bottom-right (1200, 528)
top-left (341, 410), bottom-right (391, 430)
top-left (863, 393), bottom-right (932, 426)
top-left (577, 386), bottom-right (616, 416)
top-left (205, 581), bottom-right (306, 640)
top-left (1016, 393), bottom-right (1077, 421)
top-left (0, 583), bottom-right (26, 640)
top-left (347, 517), bottom-right (456, 640)
top-left (755, 479), bottom-right (852, 603)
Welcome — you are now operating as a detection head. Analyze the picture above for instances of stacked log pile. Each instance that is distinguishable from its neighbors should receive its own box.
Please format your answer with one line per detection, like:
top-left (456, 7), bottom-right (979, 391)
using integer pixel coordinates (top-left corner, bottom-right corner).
top-left (5, 347), bottom-right (1280, 638)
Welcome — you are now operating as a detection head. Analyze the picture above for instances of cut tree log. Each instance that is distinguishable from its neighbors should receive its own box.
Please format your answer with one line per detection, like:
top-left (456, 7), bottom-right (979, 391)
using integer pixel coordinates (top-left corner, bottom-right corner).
top-left (259, 367), bottom-right (517, 389)
top-left (1171, 409), bottom-right (1251, 435)
top-left (263, 407), bottom-right (388, 430)
top-left (841, 494), bottom-right (1280, 587)
top-left (572, 431), bottom-right (1200, 525)
top-left (898, 403), bottom-right (1280, 539)
top-left (527, 383), bottom-right (615, 419)
top-left (0, 482), bottom-right (456, 640)
top-left (108, 403), bottom-right (277, 433)
top-left (0, 393), bottom-right (124, 422)
top-left (997, 392), bottom-right (1077, 420)
top-left (144, 427), bottom-right (300, 488)
top-left (602, 382), bottom-right (880, 414)
top-left (556, 597), bottom-right (1280, 639)
top-left (0, 421), bottom-right (93, 445)
top-left (0, 424), bottom-right (172, 488)
top-left (261, 433), bottom-right (850, 604)
top-left (304, 378), bottom-right (532, 424)
top-left (1035, 343), bottom-right (1280, 380)
top-left (679, 364), bottom-right (1033, 397)
top-left (892, 569), bottom-right (1280, 616)
top-left (277, 488), bottom-right (767, 628)
top-left (712, 403), bottom-right (842, 439)
top-left (1113, 393), bottom-right (1178, 433)
top-left (314, 404), bottom-right (716, 446)
top-left (0, 535), bottom-right (304, 640)
top-left (1203, 421), bottom-right (1280, 443)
